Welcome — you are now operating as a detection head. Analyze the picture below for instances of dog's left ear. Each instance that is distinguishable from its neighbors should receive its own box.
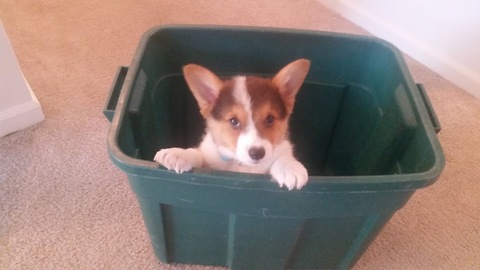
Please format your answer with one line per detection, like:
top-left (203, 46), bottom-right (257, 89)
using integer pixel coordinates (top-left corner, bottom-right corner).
top-left (183, 64), bottom-right (223, 117)
top-left (272, 59), bottom-right (310, 113)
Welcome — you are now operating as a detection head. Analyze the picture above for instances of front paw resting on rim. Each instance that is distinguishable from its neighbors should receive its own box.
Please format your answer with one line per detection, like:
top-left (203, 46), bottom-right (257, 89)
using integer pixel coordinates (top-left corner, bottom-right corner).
top-left (270, 156), bottom-right (308, 190)
top-left (154, 148), bottom-right (203, 173)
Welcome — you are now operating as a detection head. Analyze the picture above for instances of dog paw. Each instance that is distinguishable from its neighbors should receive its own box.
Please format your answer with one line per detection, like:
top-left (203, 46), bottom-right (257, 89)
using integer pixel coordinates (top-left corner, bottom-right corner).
top-left (154, 148), bottom-right (200, 173)
top-left (270, 158), bottom-right (308, 190)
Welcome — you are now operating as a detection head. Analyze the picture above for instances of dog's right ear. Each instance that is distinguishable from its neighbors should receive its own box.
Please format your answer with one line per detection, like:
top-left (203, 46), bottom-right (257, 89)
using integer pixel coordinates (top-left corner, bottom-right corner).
top-left (272, 59), bottom-right (310, 114)
top-left (183, 64), bottom-right (223, 117)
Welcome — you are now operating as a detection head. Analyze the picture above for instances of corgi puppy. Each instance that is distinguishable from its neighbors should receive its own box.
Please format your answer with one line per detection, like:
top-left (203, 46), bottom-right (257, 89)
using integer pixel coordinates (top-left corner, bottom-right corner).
top-left (154, 59), bottom-right (310, 190)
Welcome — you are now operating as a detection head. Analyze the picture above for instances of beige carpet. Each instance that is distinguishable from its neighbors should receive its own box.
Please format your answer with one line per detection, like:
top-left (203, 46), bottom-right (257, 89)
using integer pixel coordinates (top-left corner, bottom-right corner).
top-left (1, 1), bottom-right (479, 269)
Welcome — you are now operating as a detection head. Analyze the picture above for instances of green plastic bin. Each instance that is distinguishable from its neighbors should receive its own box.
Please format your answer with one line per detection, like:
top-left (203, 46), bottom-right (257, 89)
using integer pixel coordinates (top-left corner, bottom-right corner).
top-left (104, 25), bottom-right (445, 270)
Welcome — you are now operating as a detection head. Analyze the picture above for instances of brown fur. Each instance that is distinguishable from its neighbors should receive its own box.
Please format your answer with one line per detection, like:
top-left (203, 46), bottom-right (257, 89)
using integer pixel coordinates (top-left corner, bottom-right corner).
top-left (182, 59), bottom-right (310, 152)
top-left (158, 59), bottom-right (310, 190)
top-left (246, 76), bottom-right (290, 145)
top-left (205, 76), bottom-right (291, 149)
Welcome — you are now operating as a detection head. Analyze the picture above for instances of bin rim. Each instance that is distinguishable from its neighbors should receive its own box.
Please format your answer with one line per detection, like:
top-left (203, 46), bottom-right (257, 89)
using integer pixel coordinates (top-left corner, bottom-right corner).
top-left (107, 24), bottom-right (445, 193)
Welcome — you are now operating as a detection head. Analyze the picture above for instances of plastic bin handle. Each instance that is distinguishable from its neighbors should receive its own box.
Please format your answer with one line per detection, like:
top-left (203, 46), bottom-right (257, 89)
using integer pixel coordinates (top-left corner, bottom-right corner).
top-left (103, 66), bottom-right (128, 122)
top-left (416, 83), bottom-right (441, 133)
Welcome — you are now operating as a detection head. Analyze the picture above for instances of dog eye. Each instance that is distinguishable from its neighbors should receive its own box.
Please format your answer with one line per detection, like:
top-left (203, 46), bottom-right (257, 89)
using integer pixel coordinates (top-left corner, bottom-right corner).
top-left (229, 117), bottom-right (241, 129)
top-left (265, 115), bottom-right (275, 127)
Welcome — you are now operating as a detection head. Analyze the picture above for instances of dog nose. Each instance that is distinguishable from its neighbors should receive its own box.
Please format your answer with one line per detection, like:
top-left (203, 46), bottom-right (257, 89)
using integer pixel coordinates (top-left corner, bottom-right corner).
top-left (248, 147), bottom-right (265, 161)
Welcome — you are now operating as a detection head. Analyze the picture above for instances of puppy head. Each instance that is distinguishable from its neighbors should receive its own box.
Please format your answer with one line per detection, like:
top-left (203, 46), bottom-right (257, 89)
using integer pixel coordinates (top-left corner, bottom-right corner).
top-left (183, 59), bottom-right (310, 166)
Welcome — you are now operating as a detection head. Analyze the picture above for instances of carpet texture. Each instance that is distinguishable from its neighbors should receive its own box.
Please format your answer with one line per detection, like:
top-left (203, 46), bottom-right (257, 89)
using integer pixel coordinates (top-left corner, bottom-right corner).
top-left (1, 1), bottom-right (479, 269)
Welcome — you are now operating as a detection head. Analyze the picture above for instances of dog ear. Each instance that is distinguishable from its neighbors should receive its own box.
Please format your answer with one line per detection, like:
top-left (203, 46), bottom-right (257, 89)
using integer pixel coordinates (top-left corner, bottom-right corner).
top-left (183, 64), bottom-right (223, 116)
top-left (272, 59), bottom-right (310, 113)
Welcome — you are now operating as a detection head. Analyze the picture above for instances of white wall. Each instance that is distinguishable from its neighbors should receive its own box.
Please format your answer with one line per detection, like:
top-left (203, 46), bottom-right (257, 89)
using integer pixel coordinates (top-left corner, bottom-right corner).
top-left (320, 0), bottom-right (480, 98)
top-left (1, 20), bottom-right (44, 137)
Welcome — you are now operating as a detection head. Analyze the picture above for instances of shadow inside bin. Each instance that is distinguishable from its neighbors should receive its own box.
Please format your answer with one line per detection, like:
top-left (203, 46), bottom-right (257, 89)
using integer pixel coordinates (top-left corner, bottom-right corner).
top-left (142, 74), bottom-right (418, 178)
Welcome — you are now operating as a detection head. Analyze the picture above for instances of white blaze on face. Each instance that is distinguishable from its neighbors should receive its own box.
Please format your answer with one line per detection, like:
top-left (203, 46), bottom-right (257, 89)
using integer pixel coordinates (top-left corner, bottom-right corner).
top-left (232, 76), bottom-right (273, 166)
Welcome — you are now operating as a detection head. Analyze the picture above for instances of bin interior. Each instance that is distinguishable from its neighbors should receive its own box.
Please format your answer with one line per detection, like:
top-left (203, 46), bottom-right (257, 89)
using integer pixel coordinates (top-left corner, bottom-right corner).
top-left (117, 27), bottom-right (438, 178)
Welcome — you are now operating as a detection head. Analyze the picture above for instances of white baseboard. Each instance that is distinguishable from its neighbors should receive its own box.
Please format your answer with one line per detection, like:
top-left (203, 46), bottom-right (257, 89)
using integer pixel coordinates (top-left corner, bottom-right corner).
top-left (320, 0), bottom-right (480, 98)
top-left (0, 80), bottom-right (45, 137)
